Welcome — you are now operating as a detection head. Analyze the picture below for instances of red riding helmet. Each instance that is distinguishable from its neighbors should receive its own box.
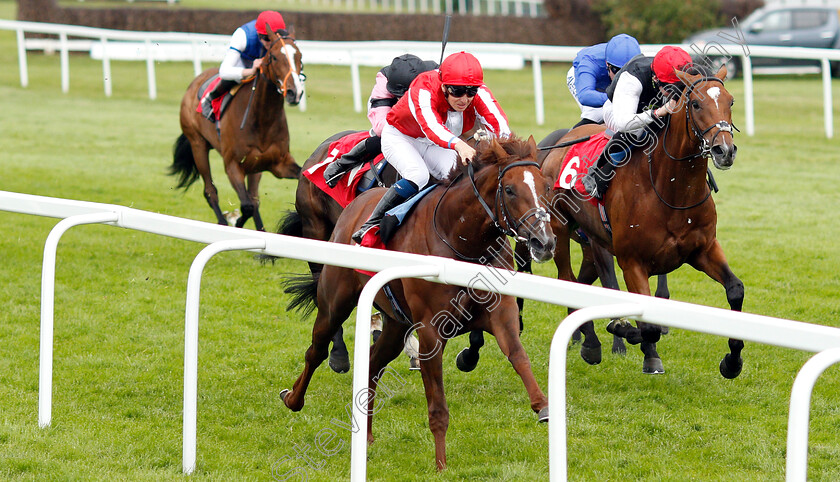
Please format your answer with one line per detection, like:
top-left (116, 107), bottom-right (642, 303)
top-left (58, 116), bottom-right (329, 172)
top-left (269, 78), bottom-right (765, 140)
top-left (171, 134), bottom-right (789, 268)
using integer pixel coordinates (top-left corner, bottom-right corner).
top-left (651, 46), bottom-right (692, 84)
top-left (256, 11), bottom-right (286, 36)
top-left (439, 52), bottom-right (483, 86)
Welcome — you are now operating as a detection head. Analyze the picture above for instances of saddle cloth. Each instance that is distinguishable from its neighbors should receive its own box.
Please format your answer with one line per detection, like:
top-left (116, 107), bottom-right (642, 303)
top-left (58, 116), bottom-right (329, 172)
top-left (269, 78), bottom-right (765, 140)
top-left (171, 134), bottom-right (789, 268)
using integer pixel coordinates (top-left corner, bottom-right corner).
top-left (194, 75), bottom-right (249, 121)
top-left (302, 131), bottom-right (386, 208)
top-left (554, 131), bottom-right (610, 205)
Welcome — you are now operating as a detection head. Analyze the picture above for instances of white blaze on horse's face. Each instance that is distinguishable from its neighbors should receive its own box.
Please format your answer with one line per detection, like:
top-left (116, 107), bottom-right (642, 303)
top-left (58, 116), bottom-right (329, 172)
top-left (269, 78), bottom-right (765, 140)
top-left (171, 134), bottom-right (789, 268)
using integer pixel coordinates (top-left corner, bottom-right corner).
top-left (281, 44), bottom-right (305, 104)
top-left (520, 170), bottom-right (553, 261)
top-left (707, 86), bottom-right (721, 109)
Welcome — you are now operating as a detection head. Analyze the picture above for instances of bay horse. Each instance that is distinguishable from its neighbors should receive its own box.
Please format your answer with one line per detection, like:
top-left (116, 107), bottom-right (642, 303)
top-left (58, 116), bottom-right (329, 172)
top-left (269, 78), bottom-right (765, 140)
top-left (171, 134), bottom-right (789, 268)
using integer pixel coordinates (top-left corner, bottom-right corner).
top-left (274, 130), bottom-right (399, 373)
top-left (170, 26), bottom-right (304, 231)
top-left (454, 129), bottom-right (671, 371)
top-left (281, 135), bottom-right (555, 470)
top-left (544, 65), bottom-right (743, 376)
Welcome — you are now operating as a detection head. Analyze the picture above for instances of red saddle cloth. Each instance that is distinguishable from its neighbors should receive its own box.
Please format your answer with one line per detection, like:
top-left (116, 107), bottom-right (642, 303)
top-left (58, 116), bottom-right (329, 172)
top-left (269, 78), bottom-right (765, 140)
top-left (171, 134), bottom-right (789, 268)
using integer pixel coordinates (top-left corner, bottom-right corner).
top-left (194, 77), bottom-right (224, 120)
top-left (354, 225), bottom-right (387, 276)
top-left (553, 131), bottom-right (610, 205)
top-left (302, 131), bottom-right (384, 208)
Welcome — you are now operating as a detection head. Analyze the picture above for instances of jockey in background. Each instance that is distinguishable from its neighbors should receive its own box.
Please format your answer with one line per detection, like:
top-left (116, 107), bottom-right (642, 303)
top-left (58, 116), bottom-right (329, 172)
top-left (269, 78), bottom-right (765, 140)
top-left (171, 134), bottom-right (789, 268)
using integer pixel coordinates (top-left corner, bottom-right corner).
top-left (201, 11), bottom-right (288, 121)
top-left (352, 51), bottom-right (511, 243)
top-left (323, 54), bottom-right (438, 187)
top-left (566, 33), bottom-right (641, 128)
top-left (581, 45), bottom-right (693, 199)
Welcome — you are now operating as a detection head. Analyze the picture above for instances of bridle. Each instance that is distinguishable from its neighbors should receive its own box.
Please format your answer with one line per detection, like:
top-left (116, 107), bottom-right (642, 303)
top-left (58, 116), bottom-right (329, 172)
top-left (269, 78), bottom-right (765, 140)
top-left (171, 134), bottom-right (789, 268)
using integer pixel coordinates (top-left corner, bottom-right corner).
top-left (662, 76), bottom-right (738, 162)
top-left (652, 75), bottom-right (737, 210)
top-left (260, 34), bottom-right (302, 98)
top-left (433, 159), bottom-right (550, 261)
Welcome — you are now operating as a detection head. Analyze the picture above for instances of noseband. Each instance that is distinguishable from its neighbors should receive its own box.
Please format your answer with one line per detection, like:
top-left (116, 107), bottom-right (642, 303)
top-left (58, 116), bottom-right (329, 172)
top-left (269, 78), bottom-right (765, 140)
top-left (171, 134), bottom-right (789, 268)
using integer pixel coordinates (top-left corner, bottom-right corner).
top-left (434, 159), bottom-right (549, 261)
top-left (261, 35), bottom-right (300, 97)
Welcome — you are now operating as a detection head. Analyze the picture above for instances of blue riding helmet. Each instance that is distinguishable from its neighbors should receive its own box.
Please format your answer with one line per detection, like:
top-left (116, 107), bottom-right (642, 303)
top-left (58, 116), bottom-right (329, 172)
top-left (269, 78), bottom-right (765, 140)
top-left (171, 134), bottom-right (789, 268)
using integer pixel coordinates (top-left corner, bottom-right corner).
top-left (605, 34), bottom-right (641, 69)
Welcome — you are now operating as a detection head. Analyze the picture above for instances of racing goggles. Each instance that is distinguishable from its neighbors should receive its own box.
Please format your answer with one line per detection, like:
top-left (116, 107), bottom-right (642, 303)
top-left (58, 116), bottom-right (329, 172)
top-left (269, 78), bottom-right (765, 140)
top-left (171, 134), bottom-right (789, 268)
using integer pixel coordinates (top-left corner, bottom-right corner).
top-left (445, 85), bottom-right (479, 98)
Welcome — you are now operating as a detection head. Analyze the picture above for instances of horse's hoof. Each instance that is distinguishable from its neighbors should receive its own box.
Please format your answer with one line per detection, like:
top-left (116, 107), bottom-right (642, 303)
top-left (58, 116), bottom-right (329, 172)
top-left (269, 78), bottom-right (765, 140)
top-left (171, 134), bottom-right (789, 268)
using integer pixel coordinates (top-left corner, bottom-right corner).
top-left (719, 354), bottom-right (743, 379)
top-left (280, 389), bottom-right (291, 406)
top-left (372, 329), bottom-right (381, 344)
top-left (660, 325), bottom-right (670, 335)
top-left (643, 358), bottom-right (665, 374)
top-left (537, 406), bottom-right (549, 423)
top-left (606, 318), bottom-right (631, 338)
top-left (409, 357), bottom-right (421, 371)
top-left (455, 347), bottom-right (479, 372)
top-left (329, 352), bottom-right (350, 374)
top-left (580, 344), bottom-right (602, 365)
top-left (611, 340), bottom-right (627, 356)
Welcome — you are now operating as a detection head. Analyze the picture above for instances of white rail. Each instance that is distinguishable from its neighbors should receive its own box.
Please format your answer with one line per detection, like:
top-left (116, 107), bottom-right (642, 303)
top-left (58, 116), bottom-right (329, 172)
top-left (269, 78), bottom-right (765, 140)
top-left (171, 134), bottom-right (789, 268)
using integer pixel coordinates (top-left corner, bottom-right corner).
top-left (2, 19), bottom-right (839, 136)
top-left (2, 189), bottom-right (840, 479)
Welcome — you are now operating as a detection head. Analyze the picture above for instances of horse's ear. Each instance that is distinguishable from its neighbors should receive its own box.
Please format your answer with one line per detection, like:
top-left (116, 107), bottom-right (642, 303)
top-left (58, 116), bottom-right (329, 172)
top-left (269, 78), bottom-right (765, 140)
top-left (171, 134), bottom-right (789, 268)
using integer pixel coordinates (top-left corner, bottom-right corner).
top-left (526, 135), bottom-right (537, 160)
top-left (674, 69), bottom-right (701, 89)
top-left (714, 64), bottom-right (727, 81)
top-left (490, 137), bottom-right (507, 159)
top-left (266, 23), bottom-right (278, 39)
top-left (287, 25), bottom-right (296, 38)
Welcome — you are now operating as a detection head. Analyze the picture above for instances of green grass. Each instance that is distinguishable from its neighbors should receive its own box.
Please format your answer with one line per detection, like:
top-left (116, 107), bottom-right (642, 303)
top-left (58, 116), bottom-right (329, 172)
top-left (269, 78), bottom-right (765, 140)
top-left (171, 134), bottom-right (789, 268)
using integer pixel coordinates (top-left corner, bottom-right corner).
top-left (3, 6), bottom-right (840, 480)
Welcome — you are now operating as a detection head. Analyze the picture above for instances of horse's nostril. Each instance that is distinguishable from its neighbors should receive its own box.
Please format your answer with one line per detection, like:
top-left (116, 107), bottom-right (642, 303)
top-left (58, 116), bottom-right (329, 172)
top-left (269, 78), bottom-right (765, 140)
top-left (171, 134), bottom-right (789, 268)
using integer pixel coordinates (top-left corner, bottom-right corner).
top-left (711, 145), bottom-right (725, 157)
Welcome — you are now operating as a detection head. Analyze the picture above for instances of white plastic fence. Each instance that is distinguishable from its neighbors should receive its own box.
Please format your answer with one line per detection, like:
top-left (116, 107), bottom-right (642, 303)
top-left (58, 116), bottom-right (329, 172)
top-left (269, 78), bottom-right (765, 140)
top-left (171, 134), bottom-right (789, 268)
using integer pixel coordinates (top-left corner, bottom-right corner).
top-left (2, 189), bottom-right (840, 480)
top-left (2, 19), bottom-right (840, 136)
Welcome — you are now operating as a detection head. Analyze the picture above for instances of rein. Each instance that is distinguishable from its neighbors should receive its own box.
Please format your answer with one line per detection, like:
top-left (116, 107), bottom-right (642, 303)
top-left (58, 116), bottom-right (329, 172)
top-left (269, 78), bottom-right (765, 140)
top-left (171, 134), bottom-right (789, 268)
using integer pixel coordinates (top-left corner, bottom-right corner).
top-left (432, 159), bottom-right (545, 261)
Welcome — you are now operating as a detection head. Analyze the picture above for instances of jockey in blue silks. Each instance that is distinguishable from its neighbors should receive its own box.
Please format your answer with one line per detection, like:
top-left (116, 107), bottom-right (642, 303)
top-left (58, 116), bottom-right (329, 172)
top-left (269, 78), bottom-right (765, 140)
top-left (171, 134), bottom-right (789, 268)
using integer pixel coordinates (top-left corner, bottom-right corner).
top-left (565, 34), bottom-right (641, 128)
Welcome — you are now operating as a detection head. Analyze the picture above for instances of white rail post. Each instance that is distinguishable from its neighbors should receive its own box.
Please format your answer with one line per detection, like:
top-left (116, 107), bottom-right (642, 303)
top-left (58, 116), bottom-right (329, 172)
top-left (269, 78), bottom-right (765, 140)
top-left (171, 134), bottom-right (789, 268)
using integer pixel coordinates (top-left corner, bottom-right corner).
top-left (351, 53), bottom-right (362, 113)
top-left (350, 265), bottom-right (441, 482)
top-left (59, 32), bottom-right (69, 94)
top-left (39, 211), bottom-right (120, 429)
top-left (191, 40), bottom-right (202, 77)
top-left (786, 347), bottom-right (840, 481)
top-left (182, 238), bottom-right (266, 475)
top-left (821, 58), bottom-right (833, 139)
top-left (101, 36), bottom-right (112, 98)
top-left (548, 303), bottom-right (645, 481)
top-left (532, 55), bottom-right (544, 126)
top-left (742, 54), bottom-right (755, 136)
top-left (15, 28), bottom-right (28, 88)
top-left (145, 39), bottom-right (157, 100)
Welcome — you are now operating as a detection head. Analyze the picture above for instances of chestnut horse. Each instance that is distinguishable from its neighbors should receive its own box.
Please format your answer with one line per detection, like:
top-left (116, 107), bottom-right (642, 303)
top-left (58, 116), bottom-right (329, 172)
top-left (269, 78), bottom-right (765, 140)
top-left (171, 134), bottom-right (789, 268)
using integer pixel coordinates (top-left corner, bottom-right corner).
top-left (544, 65), bottom-right (743, 376)
top-left (281, 136), bottom-right (555, 469)
top-left (170, 26), bottom-right (304, 231)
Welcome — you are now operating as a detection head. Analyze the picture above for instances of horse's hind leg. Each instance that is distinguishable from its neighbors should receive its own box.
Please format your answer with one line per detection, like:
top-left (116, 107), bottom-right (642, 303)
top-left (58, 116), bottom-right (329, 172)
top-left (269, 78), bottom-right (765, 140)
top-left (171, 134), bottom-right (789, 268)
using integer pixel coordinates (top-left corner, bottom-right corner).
top-left (653, 274), bottom-right (670, 334)
top-left (282, 268), bottom-right (357, 411)
top-left (328, 326), bottom-right (350, 374)
top-left (240, 172), bottom-right (264, 231)
top-left (691, 241), bottom-right (745, 379)
top-left (365, 315), bottom-right (411, 445)
top-left (191, 139), bottom-right (228, 225)
top-left (619, 263), bottom-right (664, 374)
top-left (583, 243), bottom-right (627, 355)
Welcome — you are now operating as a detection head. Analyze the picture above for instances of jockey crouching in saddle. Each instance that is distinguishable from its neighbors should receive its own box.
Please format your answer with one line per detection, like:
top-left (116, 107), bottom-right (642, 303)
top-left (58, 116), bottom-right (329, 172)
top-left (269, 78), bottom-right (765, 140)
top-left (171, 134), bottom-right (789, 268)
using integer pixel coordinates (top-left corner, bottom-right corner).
top-left (352, 51), bottom-right (512, 244)
top-left (567, 34), bottom-right (641, 128)
top-left (581, 45), bottom-right (693, 200)
top-left (323, 54), bottom-right (439, 187)
top-left (200, 11), bottom-right (288, 121)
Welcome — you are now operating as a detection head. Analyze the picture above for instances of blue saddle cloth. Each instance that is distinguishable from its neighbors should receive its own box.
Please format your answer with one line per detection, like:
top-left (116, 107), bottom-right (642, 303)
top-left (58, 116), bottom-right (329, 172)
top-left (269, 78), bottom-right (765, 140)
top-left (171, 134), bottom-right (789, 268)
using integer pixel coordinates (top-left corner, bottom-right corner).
top-left (379, 185), bottom-right (436, 243)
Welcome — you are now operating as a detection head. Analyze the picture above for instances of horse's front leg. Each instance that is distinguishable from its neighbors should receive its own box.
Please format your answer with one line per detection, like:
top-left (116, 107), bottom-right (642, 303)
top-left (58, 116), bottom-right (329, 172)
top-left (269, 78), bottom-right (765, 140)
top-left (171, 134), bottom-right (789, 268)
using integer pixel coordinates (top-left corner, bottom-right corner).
top-left (365, 315), bottom-right (411, 445)
top-left (690, 240), bottom-right (745, 379)
top-left (587, 242), bottom-right (627, 355)
top-left (190, 139), bottom-right (228, 225)
top-left (486, 299), bottom-right (548, 420)
top-left (618, 262), bottom-right (664, 374)
top-left (245, 172), bottom-right (264, 231)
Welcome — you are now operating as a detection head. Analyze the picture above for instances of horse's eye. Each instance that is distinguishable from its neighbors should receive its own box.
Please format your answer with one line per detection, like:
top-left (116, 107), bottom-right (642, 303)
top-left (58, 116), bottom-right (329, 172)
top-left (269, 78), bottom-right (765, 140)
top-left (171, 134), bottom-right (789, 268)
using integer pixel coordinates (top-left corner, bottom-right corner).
top-left (691, 100), bottom-right (700, 110)
top-left (504, 186), bottom-right (515, 196)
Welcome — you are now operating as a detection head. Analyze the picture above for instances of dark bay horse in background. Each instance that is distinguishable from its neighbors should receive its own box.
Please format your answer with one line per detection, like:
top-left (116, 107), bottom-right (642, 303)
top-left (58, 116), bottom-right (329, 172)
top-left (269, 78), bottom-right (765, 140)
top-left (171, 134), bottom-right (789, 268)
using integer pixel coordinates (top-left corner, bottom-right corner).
top-left (281, 136), bottom-right (555, 470)
top-left (275, 130), bottom-right (399, 373)
top-left (170, 27), bottom-right (304, 231)
top-left (545, 65), bottom-right (743, 376)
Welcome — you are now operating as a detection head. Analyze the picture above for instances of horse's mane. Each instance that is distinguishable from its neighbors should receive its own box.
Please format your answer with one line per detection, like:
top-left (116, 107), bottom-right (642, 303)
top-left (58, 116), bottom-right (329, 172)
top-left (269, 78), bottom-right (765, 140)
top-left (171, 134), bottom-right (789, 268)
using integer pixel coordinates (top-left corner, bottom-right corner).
top-left (436, 135), bottom-right (532, 186)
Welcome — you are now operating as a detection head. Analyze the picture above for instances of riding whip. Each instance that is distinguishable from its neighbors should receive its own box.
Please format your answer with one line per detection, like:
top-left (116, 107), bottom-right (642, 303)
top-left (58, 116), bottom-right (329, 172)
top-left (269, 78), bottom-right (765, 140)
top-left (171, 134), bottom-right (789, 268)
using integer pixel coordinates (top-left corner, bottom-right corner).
top-left (439, 15), bottom-right (452, 65)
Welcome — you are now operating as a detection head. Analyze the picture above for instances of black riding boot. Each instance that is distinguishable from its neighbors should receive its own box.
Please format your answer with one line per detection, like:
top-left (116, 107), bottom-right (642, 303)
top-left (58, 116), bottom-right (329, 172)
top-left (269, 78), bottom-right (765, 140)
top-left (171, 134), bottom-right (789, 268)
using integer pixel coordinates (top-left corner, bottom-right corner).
top-left (201, 79), bottom-right (237, 121)
top-left (324, 136), bottom-right (381, 188)
top-left (351, 179), bottom-right (417, 244)
top-left (581, 135), bottom-right (629, 200)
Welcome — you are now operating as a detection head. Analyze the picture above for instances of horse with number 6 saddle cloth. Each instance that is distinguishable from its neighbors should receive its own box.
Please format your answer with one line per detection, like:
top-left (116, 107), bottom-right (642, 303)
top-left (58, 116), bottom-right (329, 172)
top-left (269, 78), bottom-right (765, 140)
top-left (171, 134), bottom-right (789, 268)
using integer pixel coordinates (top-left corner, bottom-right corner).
top-left (553, 130), bottom-right (610, 205)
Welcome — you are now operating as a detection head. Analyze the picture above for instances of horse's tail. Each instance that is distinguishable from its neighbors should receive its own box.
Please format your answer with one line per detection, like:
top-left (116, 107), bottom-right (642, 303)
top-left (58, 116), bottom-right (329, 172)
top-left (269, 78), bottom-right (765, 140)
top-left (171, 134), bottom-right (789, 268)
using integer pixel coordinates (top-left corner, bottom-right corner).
top-left (277, 210), bottom-right (303, 237)
top-left (257, 210), bottom-right (304, 265)
top-left (282, 271), bottom-right (320, 318)
top-left (169, 133), bottom-right (200, 190)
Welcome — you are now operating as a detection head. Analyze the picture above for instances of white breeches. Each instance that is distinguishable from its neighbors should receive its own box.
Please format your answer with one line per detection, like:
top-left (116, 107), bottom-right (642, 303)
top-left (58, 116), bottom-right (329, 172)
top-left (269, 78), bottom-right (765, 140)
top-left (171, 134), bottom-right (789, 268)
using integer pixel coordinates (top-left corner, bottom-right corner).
top-left (381, 124), bottom-right (459, 188)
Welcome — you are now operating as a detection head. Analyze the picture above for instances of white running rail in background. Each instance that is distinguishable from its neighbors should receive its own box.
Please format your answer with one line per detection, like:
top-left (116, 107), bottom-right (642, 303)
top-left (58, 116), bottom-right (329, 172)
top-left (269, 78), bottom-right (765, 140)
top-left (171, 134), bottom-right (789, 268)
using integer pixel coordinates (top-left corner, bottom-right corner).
top-left (2, 189), bottom-right (840, 480)
top-left (1, 19), bottom-right (839, 136)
